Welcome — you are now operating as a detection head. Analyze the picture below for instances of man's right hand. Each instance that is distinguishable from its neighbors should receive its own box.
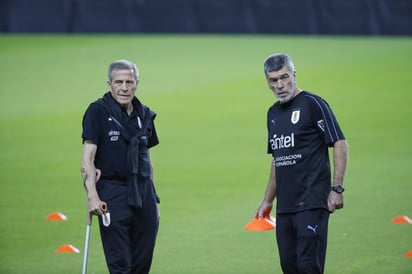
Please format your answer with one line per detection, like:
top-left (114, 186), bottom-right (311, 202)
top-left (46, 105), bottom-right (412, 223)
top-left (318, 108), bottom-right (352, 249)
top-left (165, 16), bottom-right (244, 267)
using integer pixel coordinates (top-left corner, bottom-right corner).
top-left (87, 195), bottom-right (107, 215)
top-left (255, 201), bottom-right (273, 219)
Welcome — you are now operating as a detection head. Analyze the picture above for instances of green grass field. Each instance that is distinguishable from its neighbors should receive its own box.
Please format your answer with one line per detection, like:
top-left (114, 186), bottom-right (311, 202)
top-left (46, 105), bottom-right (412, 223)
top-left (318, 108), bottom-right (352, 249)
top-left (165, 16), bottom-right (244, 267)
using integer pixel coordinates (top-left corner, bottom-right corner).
top-left (0, 34), bottom-right (411, 273)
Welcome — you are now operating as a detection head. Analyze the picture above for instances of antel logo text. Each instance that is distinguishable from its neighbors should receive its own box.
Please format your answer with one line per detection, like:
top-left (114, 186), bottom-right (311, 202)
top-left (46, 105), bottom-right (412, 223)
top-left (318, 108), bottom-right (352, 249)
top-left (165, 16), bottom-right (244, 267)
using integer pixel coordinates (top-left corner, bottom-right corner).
top-left (269, 133), bottom-right (295, 151)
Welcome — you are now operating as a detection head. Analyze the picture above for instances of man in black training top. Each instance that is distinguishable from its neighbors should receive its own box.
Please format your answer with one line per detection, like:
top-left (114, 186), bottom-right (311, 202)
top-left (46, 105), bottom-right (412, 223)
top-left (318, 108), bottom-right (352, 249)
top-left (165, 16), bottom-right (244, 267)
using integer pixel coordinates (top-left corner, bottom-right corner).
top-left (81, 59), bottom-right (160, 274)
top-left (255, 53), bottom-right (348, 274)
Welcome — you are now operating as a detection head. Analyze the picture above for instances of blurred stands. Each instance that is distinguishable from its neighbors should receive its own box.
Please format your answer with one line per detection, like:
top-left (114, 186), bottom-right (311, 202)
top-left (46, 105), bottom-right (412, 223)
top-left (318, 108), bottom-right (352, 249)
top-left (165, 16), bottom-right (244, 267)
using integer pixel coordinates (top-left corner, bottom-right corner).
top-left (0, 0), bottom-right (411, 34)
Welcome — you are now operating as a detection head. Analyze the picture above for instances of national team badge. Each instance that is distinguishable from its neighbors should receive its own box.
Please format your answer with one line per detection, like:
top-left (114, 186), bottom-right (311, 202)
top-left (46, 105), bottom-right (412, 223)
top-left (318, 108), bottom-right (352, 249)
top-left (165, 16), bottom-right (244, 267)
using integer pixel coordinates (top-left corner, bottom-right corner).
top-left (291, 109), bottom-right (300, 124)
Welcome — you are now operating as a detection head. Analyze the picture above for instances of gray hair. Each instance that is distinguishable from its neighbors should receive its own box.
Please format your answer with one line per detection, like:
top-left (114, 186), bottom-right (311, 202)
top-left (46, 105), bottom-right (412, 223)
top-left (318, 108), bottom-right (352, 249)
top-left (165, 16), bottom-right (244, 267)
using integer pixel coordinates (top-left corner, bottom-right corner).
top-left (263, 53), bottom-right (295, 75)
top-left (108, 59), bottom-right (139, 81)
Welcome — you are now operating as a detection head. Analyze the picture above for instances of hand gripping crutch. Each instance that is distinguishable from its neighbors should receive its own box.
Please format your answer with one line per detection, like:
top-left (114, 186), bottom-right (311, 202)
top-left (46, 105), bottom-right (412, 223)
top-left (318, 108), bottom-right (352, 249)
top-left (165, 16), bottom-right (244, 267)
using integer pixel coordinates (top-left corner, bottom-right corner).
top-left (81, 203), bottom-right (108, 274)
top-left (81, 169), bottom-right (110, 274)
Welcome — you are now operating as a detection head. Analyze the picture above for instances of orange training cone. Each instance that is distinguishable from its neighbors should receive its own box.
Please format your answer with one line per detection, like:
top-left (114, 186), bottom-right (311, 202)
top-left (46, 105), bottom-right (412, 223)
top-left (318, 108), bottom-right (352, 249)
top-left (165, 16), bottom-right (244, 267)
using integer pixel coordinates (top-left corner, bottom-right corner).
top-left (404, 250), bottom-right (412, 258)
top-left (55, 244), bottom-right (80, 253)
top-left (244, 217), bottom-right (276, 231)
top-left (46, 212), bottom-right (68, 221)
top-left (391, 215), bottom-right (412, 224)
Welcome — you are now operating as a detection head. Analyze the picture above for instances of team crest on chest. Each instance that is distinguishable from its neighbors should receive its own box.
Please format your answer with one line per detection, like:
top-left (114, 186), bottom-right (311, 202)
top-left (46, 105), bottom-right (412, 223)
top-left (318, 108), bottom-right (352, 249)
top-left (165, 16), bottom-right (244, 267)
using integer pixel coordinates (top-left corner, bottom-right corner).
top-left (291, 109), bottom-right (300, 124)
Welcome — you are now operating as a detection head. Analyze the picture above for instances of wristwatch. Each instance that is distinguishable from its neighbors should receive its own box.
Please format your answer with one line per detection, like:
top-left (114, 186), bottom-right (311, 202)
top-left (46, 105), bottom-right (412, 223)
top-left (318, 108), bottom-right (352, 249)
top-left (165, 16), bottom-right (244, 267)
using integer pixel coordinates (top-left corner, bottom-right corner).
top-left (331, 185), bottom-right (345, 194)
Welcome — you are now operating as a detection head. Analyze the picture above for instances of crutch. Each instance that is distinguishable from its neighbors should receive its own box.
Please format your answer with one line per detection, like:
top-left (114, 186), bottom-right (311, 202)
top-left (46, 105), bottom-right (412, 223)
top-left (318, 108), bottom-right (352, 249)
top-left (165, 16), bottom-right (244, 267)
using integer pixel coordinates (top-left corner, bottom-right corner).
top-left (81, 203), bottom-right (109, 274)
top-left (81, 168), bottom-right (109, 274)
top-left (81, 212), bottom-right (93, 274)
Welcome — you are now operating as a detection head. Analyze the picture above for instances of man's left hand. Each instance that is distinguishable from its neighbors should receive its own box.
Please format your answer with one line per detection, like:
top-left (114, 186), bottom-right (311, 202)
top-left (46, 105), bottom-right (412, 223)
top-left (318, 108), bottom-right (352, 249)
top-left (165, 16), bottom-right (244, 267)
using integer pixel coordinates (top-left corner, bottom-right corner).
top-left (328, 191), bottom-right (344, 213)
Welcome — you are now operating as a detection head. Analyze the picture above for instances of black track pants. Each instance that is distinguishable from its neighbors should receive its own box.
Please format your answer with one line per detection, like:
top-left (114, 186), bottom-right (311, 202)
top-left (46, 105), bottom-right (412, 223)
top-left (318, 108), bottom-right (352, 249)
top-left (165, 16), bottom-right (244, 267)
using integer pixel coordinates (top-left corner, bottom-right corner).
top-left (97, 180), bottom-right (159, 274)
top-left (276, 209), bottom-right (329, 274)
